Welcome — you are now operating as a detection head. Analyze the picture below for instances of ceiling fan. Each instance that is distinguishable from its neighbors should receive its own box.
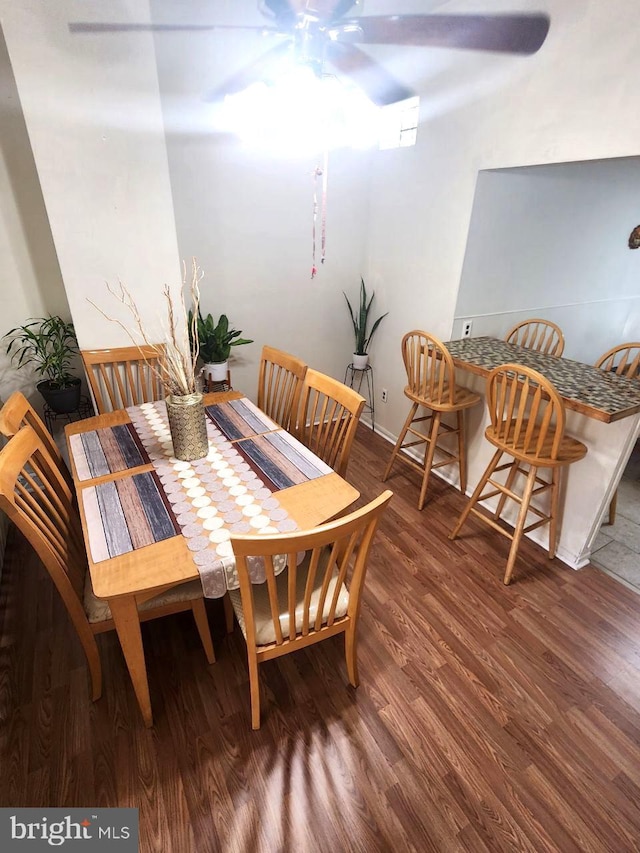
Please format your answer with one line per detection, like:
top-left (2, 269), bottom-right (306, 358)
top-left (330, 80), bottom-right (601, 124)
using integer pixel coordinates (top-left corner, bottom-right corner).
top-left (69, 1), bottom-right (551, 107)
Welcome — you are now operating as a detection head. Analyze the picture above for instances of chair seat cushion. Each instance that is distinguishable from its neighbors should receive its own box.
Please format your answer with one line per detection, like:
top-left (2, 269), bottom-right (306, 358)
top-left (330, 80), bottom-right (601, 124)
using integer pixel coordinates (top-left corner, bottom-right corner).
top-left (83, 575), bottom-right (204, 624)
top-left (228, 549), bottom-right (349, 646)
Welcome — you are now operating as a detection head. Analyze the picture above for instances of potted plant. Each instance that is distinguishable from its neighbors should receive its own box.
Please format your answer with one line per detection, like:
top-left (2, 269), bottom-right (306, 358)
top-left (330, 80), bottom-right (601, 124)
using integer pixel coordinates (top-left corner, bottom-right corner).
top-left (189, 310), bottom-right (253, 382)
top-left (3, 315), bottom-right (81, 413)
top-left (344, 277), bottom-right (388, 369)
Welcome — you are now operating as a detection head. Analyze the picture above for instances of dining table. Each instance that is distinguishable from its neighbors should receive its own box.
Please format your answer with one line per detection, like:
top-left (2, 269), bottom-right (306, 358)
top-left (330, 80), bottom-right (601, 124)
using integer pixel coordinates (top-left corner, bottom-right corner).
top-left (443, 337), bottom-right (640, 570)
top-left (65, 389), bottom-right (360, 726)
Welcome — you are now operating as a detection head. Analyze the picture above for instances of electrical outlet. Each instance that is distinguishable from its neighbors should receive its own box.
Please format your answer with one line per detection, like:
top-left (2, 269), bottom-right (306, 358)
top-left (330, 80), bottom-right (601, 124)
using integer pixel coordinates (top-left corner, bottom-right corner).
top-left (381, 388), bottom-right (388, 403)
top-left (462, 320), bottom-right (473, 338)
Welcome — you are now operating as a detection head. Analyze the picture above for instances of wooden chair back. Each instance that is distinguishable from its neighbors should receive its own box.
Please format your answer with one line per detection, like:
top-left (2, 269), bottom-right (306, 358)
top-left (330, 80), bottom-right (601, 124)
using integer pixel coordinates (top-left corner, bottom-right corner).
top-left (257, 345), bottom-right (307, 430)
top-left (0, 391), bottom-right (72, 486)
top-left (231, 489), bottom-right (392, 650)
top-left (505, 319), bottom-right (565, 356)
top-left (297, 369), bottom-right (365, 477)
top-left (402, 330), bottom-right (457, 406)
top-left (595, 343), bottom-right (640, 379)
top-left (0, 426), bottom-right (89, 623)
top-left (81, 345), bottom-right (166, 413)
top-left (486, 363), bottom-right (566, 462)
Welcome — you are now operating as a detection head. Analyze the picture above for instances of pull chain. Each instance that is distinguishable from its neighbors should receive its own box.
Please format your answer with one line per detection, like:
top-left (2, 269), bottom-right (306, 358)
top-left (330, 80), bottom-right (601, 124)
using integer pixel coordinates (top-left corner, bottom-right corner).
top-left (311, 149), bottom-right (329, 279)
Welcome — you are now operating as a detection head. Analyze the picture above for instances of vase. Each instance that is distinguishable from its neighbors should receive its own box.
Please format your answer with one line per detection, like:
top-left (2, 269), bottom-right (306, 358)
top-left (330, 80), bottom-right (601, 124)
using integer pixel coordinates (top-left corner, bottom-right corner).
top-left (165, 392), bottom-right (209, 462)
top-left (352, 353), bottom-right (369, 370)
top-left (202, 361), bottom-right (229, 383)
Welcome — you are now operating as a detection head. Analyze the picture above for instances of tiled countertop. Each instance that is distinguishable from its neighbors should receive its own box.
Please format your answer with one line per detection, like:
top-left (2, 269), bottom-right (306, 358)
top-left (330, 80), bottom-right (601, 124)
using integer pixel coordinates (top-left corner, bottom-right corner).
top-left (445, 337), bottom-right (640, 424)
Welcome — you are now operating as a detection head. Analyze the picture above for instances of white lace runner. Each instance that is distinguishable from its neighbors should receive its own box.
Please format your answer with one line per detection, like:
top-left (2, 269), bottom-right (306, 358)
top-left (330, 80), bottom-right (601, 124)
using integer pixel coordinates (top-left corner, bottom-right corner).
top-left (127, 400), bottom-right (296, 597)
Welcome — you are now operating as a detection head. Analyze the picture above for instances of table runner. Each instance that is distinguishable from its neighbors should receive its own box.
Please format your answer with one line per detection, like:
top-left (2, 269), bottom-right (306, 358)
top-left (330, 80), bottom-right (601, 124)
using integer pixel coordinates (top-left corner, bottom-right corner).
top-left (106, 398), bottom-right (318, 597)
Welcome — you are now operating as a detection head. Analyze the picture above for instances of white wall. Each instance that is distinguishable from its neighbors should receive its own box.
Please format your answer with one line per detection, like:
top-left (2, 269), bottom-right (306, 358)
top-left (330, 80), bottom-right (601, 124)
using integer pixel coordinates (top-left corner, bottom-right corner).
top-left (0, 0), bottom-right (182, 354)
top-left (150, 0), bottom-right (373, 401)
top-left (0, 26), bottom-right (71, 407)
top-left (452, 158), bottom-right (640, 365)
top-left (3, 0), bottom-right (640, 440)
top-left (363, 0), bottom-right (640, 441)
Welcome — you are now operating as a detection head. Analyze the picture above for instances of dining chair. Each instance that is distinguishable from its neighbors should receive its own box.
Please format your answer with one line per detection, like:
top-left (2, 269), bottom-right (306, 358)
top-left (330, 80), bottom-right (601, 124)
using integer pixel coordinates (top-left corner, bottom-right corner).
top-left (0, 390), bottom-right (72, 488)
top-left (595, 342), bottom-right (640, 524)
top-left (296, 368), bottom-right (365, 478)
top-left (228, 489), bottom-right (393, 729)
top-left (81, 345), bottom-right (166, 414)
top-left (382, 330), bottom-right (482, 510)
top-left (505, 319), bottom-right (565, 356)
top-left (0, 425), bottom-right (215, 704)
top-left (257, 346), bottom-right (307, 431)
top-left (449, 363), bottom-right (587, 584)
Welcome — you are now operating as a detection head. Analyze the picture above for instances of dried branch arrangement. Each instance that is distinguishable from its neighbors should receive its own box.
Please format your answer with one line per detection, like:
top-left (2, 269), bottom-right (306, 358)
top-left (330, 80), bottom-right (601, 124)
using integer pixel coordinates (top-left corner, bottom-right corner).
top-left (89, 259), bottom-right (203, 397)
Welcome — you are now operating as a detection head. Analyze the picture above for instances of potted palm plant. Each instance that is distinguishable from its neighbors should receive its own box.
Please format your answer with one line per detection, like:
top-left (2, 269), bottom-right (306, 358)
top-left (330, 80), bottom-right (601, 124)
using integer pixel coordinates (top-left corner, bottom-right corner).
top-left (3, 315), bottom-right (81, 413)
top-left (189, 310), bottom-right (253, 382)
top-left (344, 277), bottom-right (388, 369)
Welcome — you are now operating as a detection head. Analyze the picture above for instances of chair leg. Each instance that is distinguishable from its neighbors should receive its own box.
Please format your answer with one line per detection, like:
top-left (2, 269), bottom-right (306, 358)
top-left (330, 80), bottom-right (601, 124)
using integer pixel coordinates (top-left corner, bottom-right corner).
top-left (248, 654), bottom-right (261, 730)
top-left (345, 625), bottom-right (359, 688)
top-left (450, 449), bottom-right (503, 540)
top-left (608, 488), bottom-right (618, 526)
top-left (191, 599), bottom-right (215, 665)
top-left (83, 634), bottom-right (103, 702)
top-left (382, 403), bottom-right (419, 481)
top-left (223, 592), bottom-right (234, 633)
top-left (503, 466), bottom-right (538, 585)
top-left (494, 459), bottom-right (520, 521)
top-left (548, 467), bottom-right (560, 560)
top-left (457, 410), bottom-right (468, 494)
top-left (418, 410), bottom-right (442, 510)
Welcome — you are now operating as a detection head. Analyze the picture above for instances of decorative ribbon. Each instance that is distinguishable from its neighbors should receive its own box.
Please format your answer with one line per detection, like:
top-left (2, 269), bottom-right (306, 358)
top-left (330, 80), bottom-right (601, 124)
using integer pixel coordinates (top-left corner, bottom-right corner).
top-left (311, 149), bottom-right (329, 279)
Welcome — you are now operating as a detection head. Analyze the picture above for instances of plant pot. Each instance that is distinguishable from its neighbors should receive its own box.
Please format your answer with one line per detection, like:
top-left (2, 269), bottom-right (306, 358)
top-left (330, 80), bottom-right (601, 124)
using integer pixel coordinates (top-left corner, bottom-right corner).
top-left (352, 353), bottom-right (369, 370)
top-left (203, 361), bottom-right (229, 383)
top-left (37, 378), bottom-right (82, 414)
top-left (165, 392), bottom-right (209, 462)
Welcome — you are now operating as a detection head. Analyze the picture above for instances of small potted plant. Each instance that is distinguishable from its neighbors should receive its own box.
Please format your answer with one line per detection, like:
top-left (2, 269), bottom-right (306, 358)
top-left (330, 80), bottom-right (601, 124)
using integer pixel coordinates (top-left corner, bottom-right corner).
top-left (189, 310), bottom-right (253, 381)
top-left (3, 315), bottom-right (81, 413)
top-left (344, 277), bottom-right (388, 369)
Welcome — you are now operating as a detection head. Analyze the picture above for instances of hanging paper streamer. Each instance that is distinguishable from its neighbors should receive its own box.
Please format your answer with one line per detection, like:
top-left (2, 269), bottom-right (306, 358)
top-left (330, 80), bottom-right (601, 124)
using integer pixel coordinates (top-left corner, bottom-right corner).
top-left (311, 149), bottom-right (329, 279)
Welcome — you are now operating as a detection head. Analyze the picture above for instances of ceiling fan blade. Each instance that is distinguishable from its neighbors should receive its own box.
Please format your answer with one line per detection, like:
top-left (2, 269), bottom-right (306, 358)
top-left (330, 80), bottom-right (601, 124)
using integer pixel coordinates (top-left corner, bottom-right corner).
top-left (205, 42), bottom-right (293, 102)
top-left (69, 22), bottom-right (275, 34)
top-left (326, 42), bottom-right (414, 106)
top-left (334, 13), bottom-right (550, 55)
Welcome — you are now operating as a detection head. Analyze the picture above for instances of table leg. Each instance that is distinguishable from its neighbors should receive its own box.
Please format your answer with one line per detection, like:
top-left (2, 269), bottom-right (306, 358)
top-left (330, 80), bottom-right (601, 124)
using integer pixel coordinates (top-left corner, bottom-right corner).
top-left (108, 595), bottom-right (153, 727)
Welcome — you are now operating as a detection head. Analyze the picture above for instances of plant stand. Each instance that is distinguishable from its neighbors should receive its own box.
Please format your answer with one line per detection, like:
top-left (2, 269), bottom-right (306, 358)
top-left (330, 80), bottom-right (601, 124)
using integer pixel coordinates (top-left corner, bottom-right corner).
top-left (344, 363), bottom-right (375, 430)
top-left (203, 369), bottom-right (232, 393)
top-left (43, 395), bottom-right (94, 435)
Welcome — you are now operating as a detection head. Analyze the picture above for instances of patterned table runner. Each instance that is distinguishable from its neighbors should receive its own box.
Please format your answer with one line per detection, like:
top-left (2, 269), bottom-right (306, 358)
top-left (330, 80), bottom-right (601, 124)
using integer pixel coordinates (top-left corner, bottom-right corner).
top-left (113, 399), bottom-right (314, 597)
top-left (81, 470), bottom-right (180, 562)
top-left (69, 423), bottom-right (149, 480)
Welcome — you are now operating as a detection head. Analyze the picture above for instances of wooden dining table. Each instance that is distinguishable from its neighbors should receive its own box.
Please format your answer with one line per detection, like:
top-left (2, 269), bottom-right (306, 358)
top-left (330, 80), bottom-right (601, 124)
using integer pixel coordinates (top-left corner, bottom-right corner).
top-left (443, 337), bottom-right (640, 570)
top-left (65, 390), bottom-right (360, 726)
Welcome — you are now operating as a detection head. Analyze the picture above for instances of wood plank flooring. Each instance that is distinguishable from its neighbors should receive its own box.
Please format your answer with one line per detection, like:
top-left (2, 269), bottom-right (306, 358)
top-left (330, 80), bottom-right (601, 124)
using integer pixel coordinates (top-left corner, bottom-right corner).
top-left (2, 424), bottom-right (640, 851)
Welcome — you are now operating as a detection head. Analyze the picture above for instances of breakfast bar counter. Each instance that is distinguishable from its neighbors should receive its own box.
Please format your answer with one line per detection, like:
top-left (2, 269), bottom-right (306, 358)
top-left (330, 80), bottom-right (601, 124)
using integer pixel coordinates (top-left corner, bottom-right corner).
top-left (444, 337), bottom-right (640, 569)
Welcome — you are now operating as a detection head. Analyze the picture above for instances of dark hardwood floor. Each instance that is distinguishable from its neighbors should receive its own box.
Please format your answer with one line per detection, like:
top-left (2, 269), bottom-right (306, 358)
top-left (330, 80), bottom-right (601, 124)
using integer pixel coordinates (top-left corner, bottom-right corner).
top-left (2, 424), bottom-right (640, 851)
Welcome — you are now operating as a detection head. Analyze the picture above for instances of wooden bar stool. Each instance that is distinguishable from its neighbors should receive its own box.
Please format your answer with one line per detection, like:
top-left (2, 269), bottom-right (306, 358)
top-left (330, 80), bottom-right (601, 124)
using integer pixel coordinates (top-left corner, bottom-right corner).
top-left (505, 319), bottom-right (565, 356)
top-left (594, 342), bottom-right (640, 524)
top-left (382, 331), bottom-right (481, 510)
top-left (449, 363), bottom-right (587, 584)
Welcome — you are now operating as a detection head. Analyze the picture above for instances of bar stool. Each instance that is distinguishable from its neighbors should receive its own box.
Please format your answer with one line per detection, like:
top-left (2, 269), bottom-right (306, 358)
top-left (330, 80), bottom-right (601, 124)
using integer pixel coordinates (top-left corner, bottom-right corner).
top-left (505, 319), bottom-right (565, 356)
top-left (449, 363), bottom-right (587, 585)
top-left (382, 330), bottom-right (481, 510)
top-left (594, 342), bottom-right (640, 524)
